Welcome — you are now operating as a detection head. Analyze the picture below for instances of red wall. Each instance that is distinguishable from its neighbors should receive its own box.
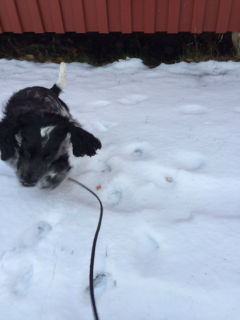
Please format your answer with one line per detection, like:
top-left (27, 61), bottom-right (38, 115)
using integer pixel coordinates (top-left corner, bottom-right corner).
top-left (0, 0), bottom-right (240, 34)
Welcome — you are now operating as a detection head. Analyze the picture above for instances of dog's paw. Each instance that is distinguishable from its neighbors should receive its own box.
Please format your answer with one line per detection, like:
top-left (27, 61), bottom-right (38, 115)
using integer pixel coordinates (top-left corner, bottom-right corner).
top-left (70, 126), bottom-right (102, 157)
top-left (73, 132), bottom-right (101, 157)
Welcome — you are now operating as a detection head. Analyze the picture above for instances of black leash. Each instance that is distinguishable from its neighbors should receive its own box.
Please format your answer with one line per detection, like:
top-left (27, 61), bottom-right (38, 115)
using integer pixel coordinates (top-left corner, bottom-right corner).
top-left (68, 177), bottom-right (103, 320)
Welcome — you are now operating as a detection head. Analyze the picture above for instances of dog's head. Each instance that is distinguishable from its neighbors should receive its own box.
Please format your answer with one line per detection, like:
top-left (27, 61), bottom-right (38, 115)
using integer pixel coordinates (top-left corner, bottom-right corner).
top-left (0, 114), bottom-right (101, 187)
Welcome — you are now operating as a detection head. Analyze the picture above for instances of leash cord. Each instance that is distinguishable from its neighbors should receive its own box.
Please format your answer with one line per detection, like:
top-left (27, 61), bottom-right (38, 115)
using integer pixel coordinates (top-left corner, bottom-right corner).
top-left (68, 177), bottom-right (103, 320)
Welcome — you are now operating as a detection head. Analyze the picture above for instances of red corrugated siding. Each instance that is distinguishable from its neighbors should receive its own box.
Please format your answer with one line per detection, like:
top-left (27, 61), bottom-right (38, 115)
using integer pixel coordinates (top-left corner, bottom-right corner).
top-left (143, 0), bottom-right (156, 33)
top-left (156, 0), bottom-right (168, 32)
top-left (96, 0), bottom-right (109, 33)
top-left (16, 0), bottom-right (44, 33)
top-left (0, 0), bottom-right (240, 34)
top-left (191, 0), bottom-right (206, 34)
top-left (179, 0), bottom-right (194, 33)
top-left (229, 0), bottom-right (240, 31)
top-left (216, 0), bottom-right (233, 33)
top-left (0, 0), bottom-right (22, 33)
top-left (62, 0), bottom-right (86, 33)
top-left (38, 0), bottom-right (64, 33)
top-left (120, 0), bottom-right (132, 33)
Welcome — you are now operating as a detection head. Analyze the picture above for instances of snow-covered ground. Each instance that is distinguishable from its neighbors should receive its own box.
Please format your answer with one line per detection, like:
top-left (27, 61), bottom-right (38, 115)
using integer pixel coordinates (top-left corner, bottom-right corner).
top-left (0, 58), bottom-right (240, 320)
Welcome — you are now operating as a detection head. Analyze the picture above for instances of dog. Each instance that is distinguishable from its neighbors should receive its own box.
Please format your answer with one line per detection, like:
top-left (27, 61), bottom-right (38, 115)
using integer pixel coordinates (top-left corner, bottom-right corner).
top-left (0, 63), bottom-right (101, 189)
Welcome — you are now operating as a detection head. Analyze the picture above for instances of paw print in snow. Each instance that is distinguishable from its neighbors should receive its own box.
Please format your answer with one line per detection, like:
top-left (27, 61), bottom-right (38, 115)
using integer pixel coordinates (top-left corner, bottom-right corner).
top-left (179, 104), bottom-right (207, 115)
top-left (174, 151), bottom-right (205, 171)
top-left (118, 94), bottom-right (147, 105)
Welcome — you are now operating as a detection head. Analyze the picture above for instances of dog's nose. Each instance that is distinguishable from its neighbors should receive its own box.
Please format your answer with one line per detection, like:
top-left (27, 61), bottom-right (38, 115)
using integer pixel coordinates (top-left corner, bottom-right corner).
top-left (20, 175), bottom-right (37, 187)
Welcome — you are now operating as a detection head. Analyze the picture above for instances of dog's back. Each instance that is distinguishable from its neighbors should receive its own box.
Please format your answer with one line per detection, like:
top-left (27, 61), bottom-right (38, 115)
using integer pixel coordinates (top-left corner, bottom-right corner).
top-left (5, 86), bottom-right (70, 119)
top-left (4, 62), bottom-right (68, 119)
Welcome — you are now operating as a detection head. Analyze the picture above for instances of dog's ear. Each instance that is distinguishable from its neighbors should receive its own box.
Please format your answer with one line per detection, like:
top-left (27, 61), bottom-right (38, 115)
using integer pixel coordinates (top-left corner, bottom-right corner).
top-left (0, 119), bottom-right (17, 160)
top-left (69, 124), bottom-right (101, 157)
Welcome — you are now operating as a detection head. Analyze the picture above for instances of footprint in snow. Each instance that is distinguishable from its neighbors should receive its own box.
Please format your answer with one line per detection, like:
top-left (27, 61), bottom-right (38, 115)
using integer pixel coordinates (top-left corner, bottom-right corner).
top-left (86, 272), bottom-right (109, 291)
top-left (85, 273), bottom-right (115, 298)
top-left (174, 151), bottom-right (205, 171)
top-left (134, 232), bottom-right (161, 277)
top-left (124, 142), bottom-right (150, 158)
top-left (18, 221), bottom-right (52, 249)
top-left (97, 121), bottom-right (118, 132)
top-left (108, 189), bottom-right (122, 206)
top-left (12, 265), bottom-right (33, 297)
top-left (1, 222), bottom-right (52, 296)
top-left (1, 249), bottom-right (34, 297)
top-left (179, 104), bottom-right (207, 115)
top-left (88, 100), bottom-right (110, 107)
top-left (99, 161), bottom-right (112, 173)
top-left (132, 147), bottom-right (144, 157)
top-left (118, 94), bottom-right (147, 105)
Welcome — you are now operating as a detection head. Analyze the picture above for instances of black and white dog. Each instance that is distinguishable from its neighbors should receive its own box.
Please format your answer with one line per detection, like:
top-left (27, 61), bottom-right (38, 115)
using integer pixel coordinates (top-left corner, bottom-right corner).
top-left (0, 63), bottom-right (101, 189)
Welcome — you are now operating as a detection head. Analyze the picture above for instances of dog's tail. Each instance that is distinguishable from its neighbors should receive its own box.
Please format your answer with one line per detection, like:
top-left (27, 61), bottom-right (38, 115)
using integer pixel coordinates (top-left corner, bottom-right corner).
top-left (51, 62), bottom-right (67, 96)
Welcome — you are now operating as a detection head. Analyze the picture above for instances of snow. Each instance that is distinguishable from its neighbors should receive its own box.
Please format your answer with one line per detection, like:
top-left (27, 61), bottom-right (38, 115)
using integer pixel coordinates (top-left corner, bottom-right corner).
top-left (0, 58), bottom-right (240, 320)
